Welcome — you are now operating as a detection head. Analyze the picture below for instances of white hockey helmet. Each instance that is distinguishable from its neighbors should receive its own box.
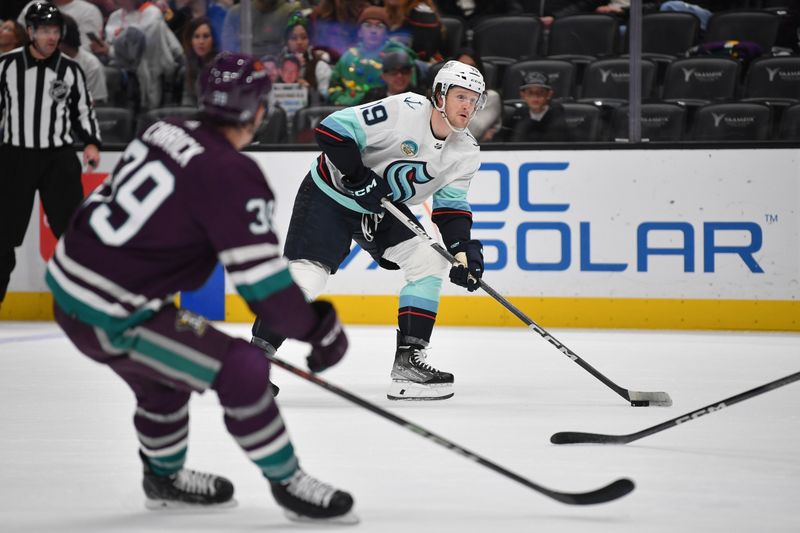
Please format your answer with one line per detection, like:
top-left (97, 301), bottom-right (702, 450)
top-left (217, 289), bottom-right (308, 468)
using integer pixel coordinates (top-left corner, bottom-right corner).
top-left (431, 60), bottom-right (487, 112)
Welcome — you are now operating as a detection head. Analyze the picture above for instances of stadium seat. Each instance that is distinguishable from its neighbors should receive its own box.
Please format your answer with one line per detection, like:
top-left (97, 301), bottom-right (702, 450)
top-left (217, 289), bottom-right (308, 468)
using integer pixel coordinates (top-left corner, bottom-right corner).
top-left (691, 102), bottom-right (772, 141)
top-left (611, 103), bottom-right (687, 141)
top-left (704, 11), bottom-right (780, 52)
top-left (579, 58), bottom-right (657, 107)
top-left (102, 65), bottom-right (124, 107)
top-left (137, 106), bottom-right (200, 132)
top-left (293, 106), bottom-right (346, 143)
top-left (561, 102), bottom-right (605, 141)
top-left (440, 16), bottom-right (465, 58)
top-left (662, 57), bottom-right (740, 106)
top-left (92, 106), bottom-right (135, 145)
top-left (742, 56), bottom-right (800, 106)
top-left (640, 12), bottom-right (700, 59)
top-left (777, 103), bottom-right (800, 140)
top-left (252, 106), bottom-right (288, 145)
top-left (473, 16), bottom-right (541, 62)
top-left (547, 14), bottom-right (619, 64)
top-left (480, 60), bottom-right (500, 90)
top-left (501, 59), bottom-right (576, 101)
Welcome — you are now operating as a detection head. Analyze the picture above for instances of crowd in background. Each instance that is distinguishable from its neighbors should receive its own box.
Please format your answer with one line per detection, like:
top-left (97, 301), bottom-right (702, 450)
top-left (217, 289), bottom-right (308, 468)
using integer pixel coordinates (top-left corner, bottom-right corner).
top-left (2, 0), bottom-right (800, 144)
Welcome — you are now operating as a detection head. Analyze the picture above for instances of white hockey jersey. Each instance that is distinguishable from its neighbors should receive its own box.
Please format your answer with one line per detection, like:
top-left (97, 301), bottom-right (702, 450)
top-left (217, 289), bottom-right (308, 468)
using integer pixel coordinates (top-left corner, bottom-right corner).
top-left (309, 92), bottom-right (481, 215)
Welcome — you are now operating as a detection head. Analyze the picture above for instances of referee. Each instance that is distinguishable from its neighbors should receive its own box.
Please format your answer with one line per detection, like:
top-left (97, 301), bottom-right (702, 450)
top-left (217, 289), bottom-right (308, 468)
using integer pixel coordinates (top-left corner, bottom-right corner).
top-left (0, 1), bottom-right (101, 309)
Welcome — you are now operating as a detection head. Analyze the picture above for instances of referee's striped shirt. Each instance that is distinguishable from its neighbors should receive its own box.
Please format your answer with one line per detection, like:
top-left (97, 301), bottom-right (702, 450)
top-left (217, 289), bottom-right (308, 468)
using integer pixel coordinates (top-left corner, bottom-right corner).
top-left (0, 45), bottom-right (101, 149)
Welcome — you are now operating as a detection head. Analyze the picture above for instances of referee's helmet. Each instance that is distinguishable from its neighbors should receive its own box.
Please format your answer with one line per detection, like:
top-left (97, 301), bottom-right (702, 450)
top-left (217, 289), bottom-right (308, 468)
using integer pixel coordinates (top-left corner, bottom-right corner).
top-left (25, 2), bottom-right (65, 37)
top-left (199, 52), bottom-right (272, 124)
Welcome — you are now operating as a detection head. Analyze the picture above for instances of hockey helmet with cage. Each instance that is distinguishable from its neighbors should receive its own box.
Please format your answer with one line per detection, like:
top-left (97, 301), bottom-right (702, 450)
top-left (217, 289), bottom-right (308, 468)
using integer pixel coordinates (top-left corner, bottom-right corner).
top-left (25, 2), bottom-right (66, 37)
top-left (431, 60), bottom-right (487, 112)
top-left (199, 52), bottom-right (272, 124)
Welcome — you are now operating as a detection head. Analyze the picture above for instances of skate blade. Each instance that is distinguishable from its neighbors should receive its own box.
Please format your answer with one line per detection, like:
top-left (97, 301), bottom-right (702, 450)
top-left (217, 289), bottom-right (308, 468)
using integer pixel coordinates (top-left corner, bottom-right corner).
top-left (145, 498), bottom-right (238, 511)
top-left (387, 380), bottom-right (454, 401)
top-left (284, 508), bottom-right (360, 525)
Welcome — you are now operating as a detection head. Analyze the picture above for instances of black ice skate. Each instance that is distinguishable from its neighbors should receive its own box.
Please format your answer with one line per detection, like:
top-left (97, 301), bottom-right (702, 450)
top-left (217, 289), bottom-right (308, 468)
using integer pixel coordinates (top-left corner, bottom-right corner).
top-left (270, 469), bottom-right (358, 524)
top-left (141, 451), bottom-right (235, 510)
top-left (387, 332), bottom-right (454, 400)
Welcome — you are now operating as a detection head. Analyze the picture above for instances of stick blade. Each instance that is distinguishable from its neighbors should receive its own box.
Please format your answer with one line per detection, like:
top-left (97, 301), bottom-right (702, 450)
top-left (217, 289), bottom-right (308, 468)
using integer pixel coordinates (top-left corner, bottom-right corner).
top-left (547, 478), bottom-right (635, 505)
top-left (628, 390), bottom-right (672, 407)
top-left (550, 431), bottom-right (629, 445)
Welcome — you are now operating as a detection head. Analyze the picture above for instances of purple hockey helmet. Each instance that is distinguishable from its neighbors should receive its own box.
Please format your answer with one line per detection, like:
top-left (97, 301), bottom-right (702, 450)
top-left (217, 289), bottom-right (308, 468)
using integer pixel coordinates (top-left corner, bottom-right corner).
top-left (199, 52), bottom-right (271, 124)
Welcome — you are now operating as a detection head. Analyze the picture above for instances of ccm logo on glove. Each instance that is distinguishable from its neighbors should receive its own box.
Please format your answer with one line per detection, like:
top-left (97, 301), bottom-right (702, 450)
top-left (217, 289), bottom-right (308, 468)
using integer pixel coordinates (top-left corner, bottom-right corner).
top-left (342, 170), bottom-right (393, 213)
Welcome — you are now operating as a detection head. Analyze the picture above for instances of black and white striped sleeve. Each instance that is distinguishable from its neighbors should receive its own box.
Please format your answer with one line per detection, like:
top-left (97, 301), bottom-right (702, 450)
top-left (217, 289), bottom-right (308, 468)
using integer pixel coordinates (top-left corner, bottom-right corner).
top-left (66, 59), bottom-right (101, 148)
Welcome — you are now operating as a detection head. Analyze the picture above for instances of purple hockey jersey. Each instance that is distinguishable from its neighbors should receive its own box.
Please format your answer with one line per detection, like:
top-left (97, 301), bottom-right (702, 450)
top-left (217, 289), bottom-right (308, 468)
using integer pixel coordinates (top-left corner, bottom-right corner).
top-left (46, 118), bottom-right (317, 340)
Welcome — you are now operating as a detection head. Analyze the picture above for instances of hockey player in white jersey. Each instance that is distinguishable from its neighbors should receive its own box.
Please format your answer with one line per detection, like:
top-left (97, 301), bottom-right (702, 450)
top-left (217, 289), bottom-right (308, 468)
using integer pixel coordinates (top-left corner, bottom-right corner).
top-left (252, 60), bottom-right (486, 401)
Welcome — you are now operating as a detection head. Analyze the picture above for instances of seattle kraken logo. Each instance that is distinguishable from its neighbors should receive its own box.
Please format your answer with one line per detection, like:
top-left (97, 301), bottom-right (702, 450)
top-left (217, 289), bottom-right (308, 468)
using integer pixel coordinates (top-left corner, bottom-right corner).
top-left (384, 160), bottom-right (435, 202)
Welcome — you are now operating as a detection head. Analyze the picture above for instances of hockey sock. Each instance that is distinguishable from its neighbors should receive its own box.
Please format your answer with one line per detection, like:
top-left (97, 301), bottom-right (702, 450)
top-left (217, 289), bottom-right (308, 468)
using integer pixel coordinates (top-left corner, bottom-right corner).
top-left (397, 275), bottom-right (442, 343)
top-left (216, 340), bottom-right (298, 482)
top-left (136, 403), bottom-right (190, 477)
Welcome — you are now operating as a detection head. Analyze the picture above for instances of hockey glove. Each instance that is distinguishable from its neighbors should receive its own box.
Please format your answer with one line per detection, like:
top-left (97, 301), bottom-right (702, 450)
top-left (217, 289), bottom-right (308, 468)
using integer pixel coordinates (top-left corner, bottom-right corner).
top-left (303, 300), bottom-right (348, 373)
top-left (342, 170), bottom-right (393, 213)
top-left (448, 240), bottom-right (484, 292)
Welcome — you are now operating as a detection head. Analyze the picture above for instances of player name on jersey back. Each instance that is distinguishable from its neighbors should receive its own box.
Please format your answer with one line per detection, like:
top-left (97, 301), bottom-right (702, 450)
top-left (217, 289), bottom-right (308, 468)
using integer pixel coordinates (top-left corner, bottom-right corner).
top-left (142, 121), bottom-right (206, 168)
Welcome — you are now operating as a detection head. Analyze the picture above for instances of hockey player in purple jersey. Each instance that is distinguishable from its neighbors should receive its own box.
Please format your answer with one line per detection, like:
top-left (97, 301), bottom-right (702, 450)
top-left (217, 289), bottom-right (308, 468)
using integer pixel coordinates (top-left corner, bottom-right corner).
top-left (46, 52), bottom-right (357, 524)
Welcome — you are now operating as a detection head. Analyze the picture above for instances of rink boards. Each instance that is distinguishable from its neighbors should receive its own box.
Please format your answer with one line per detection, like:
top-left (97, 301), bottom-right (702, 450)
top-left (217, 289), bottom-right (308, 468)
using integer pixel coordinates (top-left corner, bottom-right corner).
top-left (3, 147), bottom-right (798, 331)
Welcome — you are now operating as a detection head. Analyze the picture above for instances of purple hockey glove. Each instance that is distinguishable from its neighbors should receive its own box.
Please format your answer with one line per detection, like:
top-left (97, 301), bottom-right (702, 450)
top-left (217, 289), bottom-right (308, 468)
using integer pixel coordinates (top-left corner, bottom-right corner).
top-left (448, 240), bottom-right (484, 292)
top-left (303, 300), bottom-right (348, 373)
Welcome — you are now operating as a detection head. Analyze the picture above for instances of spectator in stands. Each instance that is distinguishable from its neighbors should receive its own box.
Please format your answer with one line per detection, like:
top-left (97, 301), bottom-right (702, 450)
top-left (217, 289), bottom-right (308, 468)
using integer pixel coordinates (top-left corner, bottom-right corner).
top-left (221, 0), bottom-right (303, 57)
top-left (596, 0), bottom-right (629, 15)
top-left (261, 55), bottom-right (280, 83)
top-left (91, 0), bottom-right (183, 110)
top-left (452, 47), bottom-right (500, 142)
top-left (436, 0), bottom-right (523, 26)
top-left (328, 6), bottom-right (415, 105)
top-left (279, 54), bottom-right (302, 83)
top-left (384, 0), bottom-right (444, 64)
top-left (181, 16), bottom-right (216, 106)
top-left (281, 11), bottom-right (333, 102)
top-left (362, 49), bottom-right (422, 103)
top-left (538, 1), bottom-right (604, 29)
top-left (0, 1), bottom-right (30, 22)
top-left (0, 20), bottom-right (28, 53)
top-left (206, 0), bottom-right (232, 46)
top-left (510, 71), bottom-right (570, 142)
top-left (18, 0), bottom-right (102, 52)
top-left (60, 14), bottom-right (107, 103)
top-left (85, 0), bottom-right (116, 19)
top-left (658, 1), bottom-right (750, 31)
top-left (154, 0), bottom-right (209, 41)
top-left (308, 0), bottom-right (370, 58)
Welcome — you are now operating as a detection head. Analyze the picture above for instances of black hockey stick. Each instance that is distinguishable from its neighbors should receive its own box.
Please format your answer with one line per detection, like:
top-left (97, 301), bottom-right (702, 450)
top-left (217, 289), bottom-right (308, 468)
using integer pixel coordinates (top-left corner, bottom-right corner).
top-left (381, 199), bottom-right (672, 407)
top-left (551, 370), bottom-right (800, 445)
top-left (266, 353), bottom-right (634, 504)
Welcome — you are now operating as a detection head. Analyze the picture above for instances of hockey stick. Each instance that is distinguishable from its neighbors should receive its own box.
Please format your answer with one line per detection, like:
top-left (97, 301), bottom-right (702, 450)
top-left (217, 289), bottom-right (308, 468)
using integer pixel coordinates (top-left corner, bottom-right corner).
top-left (551, 370), bottom-right (800, 445)
top-left (266, 353), bottom-right (635, 505)
top-left (380, 198), bottom-right (672, 407)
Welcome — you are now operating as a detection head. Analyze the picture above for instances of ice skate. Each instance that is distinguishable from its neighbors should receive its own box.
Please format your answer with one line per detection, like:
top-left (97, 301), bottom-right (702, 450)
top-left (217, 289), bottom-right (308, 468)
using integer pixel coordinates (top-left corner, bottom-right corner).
top-left (141, 452), bottom-right (236, 510)
top-left (387, 332), bottom-right (454, 401)
top-left (270, 469), bottom-right (358, 524)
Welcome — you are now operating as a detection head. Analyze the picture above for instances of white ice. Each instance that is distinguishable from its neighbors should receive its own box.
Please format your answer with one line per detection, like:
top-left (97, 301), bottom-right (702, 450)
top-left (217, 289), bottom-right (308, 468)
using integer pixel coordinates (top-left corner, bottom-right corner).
top-left (1, 322), bottom-right (798, 533)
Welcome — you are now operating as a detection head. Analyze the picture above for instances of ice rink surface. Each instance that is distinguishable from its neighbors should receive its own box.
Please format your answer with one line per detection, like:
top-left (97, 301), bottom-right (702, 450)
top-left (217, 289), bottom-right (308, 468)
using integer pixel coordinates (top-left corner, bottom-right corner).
top-left (1, 321), bottom-right (798, 533)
